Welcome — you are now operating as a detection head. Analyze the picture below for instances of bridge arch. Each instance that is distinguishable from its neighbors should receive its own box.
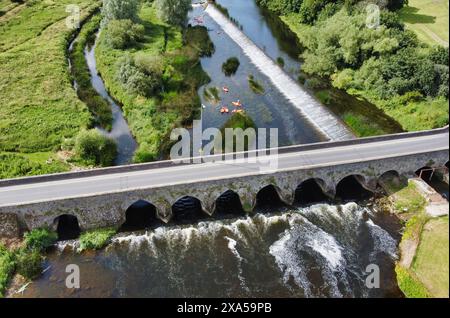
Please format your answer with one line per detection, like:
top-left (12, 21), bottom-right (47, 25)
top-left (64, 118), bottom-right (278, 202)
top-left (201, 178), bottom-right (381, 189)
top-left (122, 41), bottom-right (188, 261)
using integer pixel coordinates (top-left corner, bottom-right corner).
top-left (415, 166), bottom-right (433, 181)
top-left (377, 170), bottom-right (405, 194)
top-left (335, 174), bottom-right (373, 201)
top-left (120, 200), bottom-right (160, 231)
top-left (294, 178), bottom-right (329, 205)
top-left (54, 214), bottom-right (80, 240)
top-left (214, 190), bottom-right (245, 216)
top-left (255, 184), bottom-right (289, 211)
top-left (171, 196), bottom-right (208, 223)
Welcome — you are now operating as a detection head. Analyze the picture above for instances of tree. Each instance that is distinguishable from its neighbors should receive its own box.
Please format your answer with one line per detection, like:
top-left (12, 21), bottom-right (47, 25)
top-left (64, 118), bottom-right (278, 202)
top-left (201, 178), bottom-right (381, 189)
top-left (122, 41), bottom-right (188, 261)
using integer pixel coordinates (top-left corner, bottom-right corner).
top-left (154, 0), bottom-right (192, 27)
top-left (74, 129), bottom-right (117, 166)
top-left (102, 0), bottom-right (140, 24)
top-left (104, 19), bottom-right (144, 49)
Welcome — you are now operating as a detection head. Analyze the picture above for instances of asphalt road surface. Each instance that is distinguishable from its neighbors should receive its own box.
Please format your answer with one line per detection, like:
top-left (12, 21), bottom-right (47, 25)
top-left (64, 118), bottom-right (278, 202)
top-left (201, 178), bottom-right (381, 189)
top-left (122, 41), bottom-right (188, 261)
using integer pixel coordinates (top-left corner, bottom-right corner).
top-left (0, 131), bottom-right (448, 207)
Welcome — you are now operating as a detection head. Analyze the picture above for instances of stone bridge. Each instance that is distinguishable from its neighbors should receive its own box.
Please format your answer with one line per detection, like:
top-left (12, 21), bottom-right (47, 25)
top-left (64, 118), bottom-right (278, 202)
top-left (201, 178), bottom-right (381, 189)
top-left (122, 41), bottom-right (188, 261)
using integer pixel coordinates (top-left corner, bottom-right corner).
top-left (0, 128), bottom-right (448, 237)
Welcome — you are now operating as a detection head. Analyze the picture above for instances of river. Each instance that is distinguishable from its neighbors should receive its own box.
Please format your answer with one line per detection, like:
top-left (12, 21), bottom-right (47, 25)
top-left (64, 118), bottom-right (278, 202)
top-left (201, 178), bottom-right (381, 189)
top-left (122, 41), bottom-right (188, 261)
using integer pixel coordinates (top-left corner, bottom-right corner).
top-left (27, 1), bottom-right (406, 298)
top-left (16, 202), bottom-right (402, 298)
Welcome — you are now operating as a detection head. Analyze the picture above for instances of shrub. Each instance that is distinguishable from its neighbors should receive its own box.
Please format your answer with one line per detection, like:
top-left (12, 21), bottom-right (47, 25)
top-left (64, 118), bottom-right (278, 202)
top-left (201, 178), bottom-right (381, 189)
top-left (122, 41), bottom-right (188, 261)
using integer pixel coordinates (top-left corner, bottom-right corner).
top-left (104, 19), bottom-right (144, 49)
top-left (102, 0), bottom-right (140, 24)
top-left (185, 26), bottom-right (215, 57)
top-left (276, 57), bottom-right (285, 67)
top-left (222, 57), bottom-right (240, 76)
top-left (117, 55), bottom-right (163, 96)
top-left (74, 129), bottom-right (117, 166)
top-left (154, 0), bottom-right (192, 27)
top-left (79, 228), bottom-right (116, 252)
top-left (15, 249), bottom-right (42, 280)
top-left (24, 228), bottom-right (58, 252)
top-left (0, 245), bottom-right (15, 297)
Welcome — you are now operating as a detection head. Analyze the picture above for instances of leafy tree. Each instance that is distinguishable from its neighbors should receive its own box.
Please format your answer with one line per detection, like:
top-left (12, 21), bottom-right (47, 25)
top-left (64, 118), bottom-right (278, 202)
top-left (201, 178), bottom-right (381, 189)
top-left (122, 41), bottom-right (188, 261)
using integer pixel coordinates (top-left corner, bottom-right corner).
top-left (117, 54), bottom-right (164, 96)
top-left (102, 0), bottom-right (140, 24)
top-left (74, 129), bottom-right (117, 166)
top-left (154, 0), bottom-right (192, 27)
top-left (104, 19), bottom-right (144, 49)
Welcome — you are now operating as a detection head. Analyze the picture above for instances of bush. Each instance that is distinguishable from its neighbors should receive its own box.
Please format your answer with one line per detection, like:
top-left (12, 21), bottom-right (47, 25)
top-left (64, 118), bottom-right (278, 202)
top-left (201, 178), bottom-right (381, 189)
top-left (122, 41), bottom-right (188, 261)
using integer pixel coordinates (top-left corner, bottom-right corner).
top-left (154, 0), bottom-right (192, 27)
top-left (276, 57), bottom-right (285, 67)
top-left (79, 228), bottom-right (116, 252)
top-left (222, 57), bottom-right (240, 76)
top-left (185, 26), bottom-right (215, 57)
top-left (104, 19), bottom-right (144, 49)
top-left (102, 0), bottom-right (140, 24)
top-left (74, 129), bottom-right (117, 166)
top-left (15, 249), bottom-right (42, 280)
top-left (0, 245), bottom-right (15, 297)
top-left (117, 54), bottom-right (163, 96)
top-left (24, 229), bottom-right (58, 252)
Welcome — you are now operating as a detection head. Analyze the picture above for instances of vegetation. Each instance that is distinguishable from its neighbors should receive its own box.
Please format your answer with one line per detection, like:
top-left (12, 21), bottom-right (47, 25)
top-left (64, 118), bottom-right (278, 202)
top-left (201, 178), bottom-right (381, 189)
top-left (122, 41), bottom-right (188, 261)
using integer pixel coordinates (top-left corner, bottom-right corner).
top-left (154, 0), bottom-right (191, 27)
top-left (185, 25), bottom-right (215, 57)
top-left (79, 228), bottom-right (116, 251)
top-left (0, 244), bottom-right (15, 297)
top-left (260, 0), bottom-right (449, 132)
top-left (399, 0), bottom-right (449, 46)
top-left (95, 3), bottom-right (210, 162)
top-left (395, 265), bottom-right (431, 298)
top-left (412, 217), bottom-right (449, 297)
top-left (101, 0), bottom-right (140, 24)
top-left (103, 19), bottom-right (145, 49)
top-left (220, 112), bottom-right (257, 153)
top-left (15, 248), bottom-right (43, 280)
top-left (203, 86), bottom-right (221, 104)
top-left (73, 129), bottom-right (117, 167)
top-left (222, 57), bottom-right (240, 76)
top-left (276, 56), bottom-right (285, 67)
top-left (248, 75), bottom-right (265, 94)
top-left (392, 181), bottom-right (427, 214)
top-left (23, 228), bottom-right (58, 252)
top-left (0, 152), bottom-right (70, 179)
top-left (70, 13), bottom-right (113, 130)
top-left (0, 0), bottom-right (102, 179)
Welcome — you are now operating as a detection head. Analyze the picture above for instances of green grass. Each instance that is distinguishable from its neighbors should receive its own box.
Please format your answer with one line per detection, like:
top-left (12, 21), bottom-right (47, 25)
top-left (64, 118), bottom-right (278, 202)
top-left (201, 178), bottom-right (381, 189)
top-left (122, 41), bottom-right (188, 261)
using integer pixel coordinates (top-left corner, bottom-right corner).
top-left (95, 4), bottom-right (210, 162)
top-left (0, 244), bottom-right (15, 298)
top-left (399, 0), bottom-right (449, 47)
top-left (23, 228), bottom-right (58, 252)
top-left (0, 152), bottom-right (70, 179)
top-left (342, 113), bottom-right (387, 137)
top-left (393, 181), bottom-right (427, 215)
top-left (396, 265), bottom-right (431, 298)
top-left (0, 0), bottom-right (102, 179)
top-left (412, 217), bottom-right (449, 297)
top-left (79, 228), bottom-right (116, 251)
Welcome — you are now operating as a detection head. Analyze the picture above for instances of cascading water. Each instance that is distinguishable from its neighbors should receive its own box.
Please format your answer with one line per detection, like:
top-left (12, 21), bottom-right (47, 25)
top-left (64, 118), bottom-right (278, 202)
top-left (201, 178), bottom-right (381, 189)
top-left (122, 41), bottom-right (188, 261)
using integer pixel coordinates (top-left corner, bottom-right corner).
top-left (17, 203), bottom-right (403, 298)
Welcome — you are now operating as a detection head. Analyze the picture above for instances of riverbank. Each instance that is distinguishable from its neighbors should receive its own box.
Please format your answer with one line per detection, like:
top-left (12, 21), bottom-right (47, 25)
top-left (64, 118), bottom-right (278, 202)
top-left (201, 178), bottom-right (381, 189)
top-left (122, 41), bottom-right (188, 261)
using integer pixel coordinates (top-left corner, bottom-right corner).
top-left (95, 4), bottom-right (211, 162)
top-left (0, 0), bottom-right (103, 179)
top-left (274, 6), bottom-right (448, 134)
top-left (381, 177), bottom-right (449, 297)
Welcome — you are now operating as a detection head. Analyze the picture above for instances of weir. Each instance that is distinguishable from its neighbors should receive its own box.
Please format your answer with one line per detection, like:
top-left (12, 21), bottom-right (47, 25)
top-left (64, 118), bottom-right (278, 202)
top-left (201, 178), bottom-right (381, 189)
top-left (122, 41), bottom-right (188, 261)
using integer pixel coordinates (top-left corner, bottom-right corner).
top-left (202, 3), bottom-right (355, 141)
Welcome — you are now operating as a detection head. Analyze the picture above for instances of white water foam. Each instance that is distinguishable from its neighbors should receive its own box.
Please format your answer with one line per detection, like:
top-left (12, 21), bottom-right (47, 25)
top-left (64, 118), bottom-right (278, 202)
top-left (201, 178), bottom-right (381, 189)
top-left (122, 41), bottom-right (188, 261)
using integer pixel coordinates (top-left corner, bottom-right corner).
top-left (224, 236), bottom-right (249, 291)
top-left (366, 219), bottom-right (398, 261)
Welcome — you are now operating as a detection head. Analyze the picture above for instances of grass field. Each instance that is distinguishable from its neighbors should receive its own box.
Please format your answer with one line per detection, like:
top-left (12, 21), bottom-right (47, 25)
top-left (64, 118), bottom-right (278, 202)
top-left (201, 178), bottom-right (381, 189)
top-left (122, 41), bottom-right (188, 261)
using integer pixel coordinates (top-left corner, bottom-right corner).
top-left (412, 216), bottom-right (449, 298)
top-left (0, 0), bottom-right (101, 178)
top-left (399, 0), bottom-right (449, 47)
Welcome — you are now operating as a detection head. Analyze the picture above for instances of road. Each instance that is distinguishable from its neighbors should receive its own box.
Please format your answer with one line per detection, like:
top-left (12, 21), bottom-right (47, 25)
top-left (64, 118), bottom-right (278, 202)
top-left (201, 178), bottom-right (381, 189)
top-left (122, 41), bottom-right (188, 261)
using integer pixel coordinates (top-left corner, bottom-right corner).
top-left (0, 130), bottom-right (448, 207)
